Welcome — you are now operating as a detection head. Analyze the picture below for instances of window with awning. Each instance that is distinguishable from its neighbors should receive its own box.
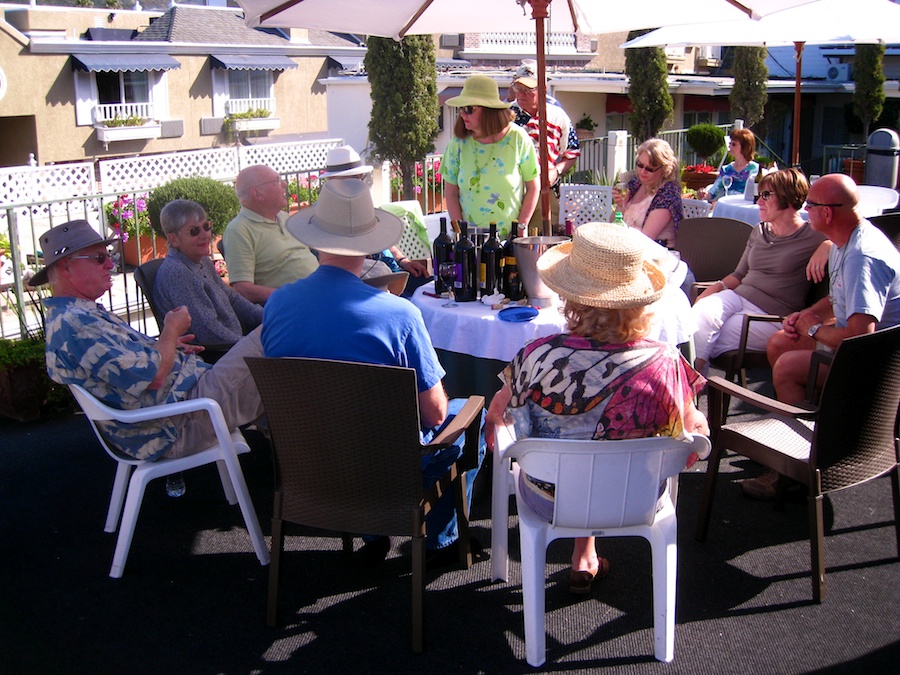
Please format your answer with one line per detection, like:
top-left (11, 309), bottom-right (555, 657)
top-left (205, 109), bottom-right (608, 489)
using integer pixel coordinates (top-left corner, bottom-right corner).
top-left (72, 53), bottom-right (181, 73)
top-left (210, 55), bottom-right (297, 71)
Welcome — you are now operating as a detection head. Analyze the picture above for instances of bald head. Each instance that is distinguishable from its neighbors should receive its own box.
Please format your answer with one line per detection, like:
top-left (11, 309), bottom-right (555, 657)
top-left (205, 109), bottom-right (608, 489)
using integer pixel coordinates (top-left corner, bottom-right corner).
top-left (806, 172), bottom-right (862, 245)
top-left (234, 165), bottom-right (287, 219)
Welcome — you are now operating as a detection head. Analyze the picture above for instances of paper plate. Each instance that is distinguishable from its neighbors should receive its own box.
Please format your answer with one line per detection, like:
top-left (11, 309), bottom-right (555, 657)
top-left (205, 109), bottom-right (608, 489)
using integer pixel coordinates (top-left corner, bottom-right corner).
top-left (498, 306), bottom-right (539, 322)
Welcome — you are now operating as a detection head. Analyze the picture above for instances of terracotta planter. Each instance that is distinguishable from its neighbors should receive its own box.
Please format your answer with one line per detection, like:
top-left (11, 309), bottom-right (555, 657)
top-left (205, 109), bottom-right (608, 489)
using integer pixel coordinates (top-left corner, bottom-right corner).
top-left (123, 234), bottom-right (168, 267)
top-left (0, 364), bottom-right (49, 422)
top-left (682, 170), bottom-right (718, 192)
top-left (417, 192), bottom-right (445, 215)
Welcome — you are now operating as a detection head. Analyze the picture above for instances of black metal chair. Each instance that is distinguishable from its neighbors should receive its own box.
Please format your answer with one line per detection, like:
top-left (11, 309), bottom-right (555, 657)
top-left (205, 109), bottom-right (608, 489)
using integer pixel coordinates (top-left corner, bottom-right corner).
top-left (245, 356), bottom-right (485, 652)
top-left (698, 325), bottom-right (900, 602)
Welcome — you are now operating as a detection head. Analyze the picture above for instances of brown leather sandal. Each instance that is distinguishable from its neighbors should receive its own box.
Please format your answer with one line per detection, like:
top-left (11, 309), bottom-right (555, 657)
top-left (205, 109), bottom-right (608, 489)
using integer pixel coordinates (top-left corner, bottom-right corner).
top-left (569, 557), bottom-right (610, 595)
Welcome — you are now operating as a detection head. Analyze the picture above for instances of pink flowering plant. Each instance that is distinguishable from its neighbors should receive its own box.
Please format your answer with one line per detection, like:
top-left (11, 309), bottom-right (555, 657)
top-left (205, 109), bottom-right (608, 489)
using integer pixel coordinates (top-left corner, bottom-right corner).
top-left (286, 173), bottom-right (320, 209)
top-left (390, 158), bottom-right (443, 200)
top-left (105, 193), bottom-right (151, 242)
top-left (214, 259), bottom-right (228, 278)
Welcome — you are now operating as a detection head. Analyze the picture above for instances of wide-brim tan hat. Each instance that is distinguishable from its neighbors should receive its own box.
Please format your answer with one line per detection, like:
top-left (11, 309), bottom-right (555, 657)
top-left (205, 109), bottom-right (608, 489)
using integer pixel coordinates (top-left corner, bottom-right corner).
top-left (31, 220), bottom-right (119, 287)
top-left (445, 75), bottom-right (511, 110)
top-left (286, 179), bottom-right (403, 256)
top-left (537, 223), bottom-right (666, 309)
top-left (320, 144), bottom-right (373, 179)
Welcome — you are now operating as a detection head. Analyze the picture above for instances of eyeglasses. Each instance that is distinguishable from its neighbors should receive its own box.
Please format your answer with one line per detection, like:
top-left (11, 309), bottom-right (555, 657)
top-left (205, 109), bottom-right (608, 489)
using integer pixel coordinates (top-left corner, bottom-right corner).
top-left (758, 190), bottom-right (775, 201)
top-left (460, 106), bottom-right (479, 115)
top-left (806, 201), bottom-right (844, 209)
top-left (69, 250), bottom-right (119, 266)
top-left (253, 177), bottom-right (284, 190)
top-left (188, 222), bottom-right (212, 237)
top-left (635, 161), bottom-right (661, 173)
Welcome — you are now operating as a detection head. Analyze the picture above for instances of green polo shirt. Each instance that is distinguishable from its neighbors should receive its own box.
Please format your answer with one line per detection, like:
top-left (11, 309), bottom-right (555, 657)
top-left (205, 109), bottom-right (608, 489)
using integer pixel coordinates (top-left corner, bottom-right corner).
top-left (222, 207), bottom-right (318, 290)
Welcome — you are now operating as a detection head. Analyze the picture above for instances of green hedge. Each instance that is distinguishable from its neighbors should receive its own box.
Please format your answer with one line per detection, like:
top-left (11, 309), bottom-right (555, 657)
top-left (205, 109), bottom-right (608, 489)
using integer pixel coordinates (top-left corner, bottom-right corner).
top-left (147, 177), bottom-right (240, 238)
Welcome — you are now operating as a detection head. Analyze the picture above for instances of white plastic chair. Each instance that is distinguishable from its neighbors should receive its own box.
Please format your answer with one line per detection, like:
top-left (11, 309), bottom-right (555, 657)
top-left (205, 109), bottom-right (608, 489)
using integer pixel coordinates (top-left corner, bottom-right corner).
top-left (491, 426), bottom-right (710, 667)
top-left (681, 198), bottom-right (712, 219)
top-left (559, 184), bottom-right (615, 228)
top-left (68, 384), bottom-right (270, 578)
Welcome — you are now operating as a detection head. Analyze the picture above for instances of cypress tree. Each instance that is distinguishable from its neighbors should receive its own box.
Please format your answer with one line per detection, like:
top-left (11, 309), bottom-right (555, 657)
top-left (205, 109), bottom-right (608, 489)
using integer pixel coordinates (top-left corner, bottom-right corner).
top-left (853, 43), bottom-right (886, 140)
top-left (364, 36), bottom-right (438, 200)
top-left (730, 46), bottom-right (768, 128)
top-left (625, 30), bottom-right (673, 143)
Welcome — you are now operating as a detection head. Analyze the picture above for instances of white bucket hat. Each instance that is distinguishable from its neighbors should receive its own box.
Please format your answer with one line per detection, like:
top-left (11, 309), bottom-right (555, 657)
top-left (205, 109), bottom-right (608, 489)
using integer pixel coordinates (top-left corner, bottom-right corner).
top-left (286, 179), bottom-right (403, 256)
top-left (320, 145), bottom-right (373, 179)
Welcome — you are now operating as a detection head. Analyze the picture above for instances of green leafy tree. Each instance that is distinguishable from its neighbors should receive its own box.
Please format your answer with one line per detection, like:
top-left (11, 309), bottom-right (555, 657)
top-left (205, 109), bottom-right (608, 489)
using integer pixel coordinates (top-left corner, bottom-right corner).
top-left (365, 36), bottom-right (438, 200)
top-left (730, 46), bottom-right (768, 127)
top-left (74, 0), bottom-right (94, 7)
top-left (625, 29), bottom-right (673, 143)
top-left (853, 43), bottom-right (886, 140)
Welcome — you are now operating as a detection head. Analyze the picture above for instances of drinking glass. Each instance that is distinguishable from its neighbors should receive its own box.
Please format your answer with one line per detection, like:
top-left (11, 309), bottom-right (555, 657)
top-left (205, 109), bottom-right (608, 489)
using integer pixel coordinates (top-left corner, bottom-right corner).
top-left (722, 175), bottom-right (733, 196)
top-left (438, 262), bottom-right (458, 307)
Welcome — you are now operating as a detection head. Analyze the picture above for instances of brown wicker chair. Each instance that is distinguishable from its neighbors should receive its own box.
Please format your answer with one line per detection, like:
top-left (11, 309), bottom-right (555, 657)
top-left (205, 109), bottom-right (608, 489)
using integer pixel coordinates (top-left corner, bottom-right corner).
top-left (675, 217), bottom-right (752, 303)
top-left (697, 325), bottom-right (900, 602)
top-left (245, 356), bottom-right (485, 652)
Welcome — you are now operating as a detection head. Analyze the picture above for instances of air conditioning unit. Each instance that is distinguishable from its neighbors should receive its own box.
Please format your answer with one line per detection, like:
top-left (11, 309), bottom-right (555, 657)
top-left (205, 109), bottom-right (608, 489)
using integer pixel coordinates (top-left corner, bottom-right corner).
top-left (826, 64), bottom-right (851, 82)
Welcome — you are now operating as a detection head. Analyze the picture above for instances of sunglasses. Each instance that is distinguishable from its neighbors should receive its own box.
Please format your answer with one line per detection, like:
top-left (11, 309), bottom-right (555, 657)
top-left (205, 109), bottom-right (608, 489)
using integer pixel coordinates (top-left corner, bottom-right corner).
top-left (806, 201), bottom-right (844, 209)
top-left (758, 190), bottom-right (775, 201)
top-left (460, 106), bottom-right (479, 115)
top-left (635, 161), bottom-right (661, 173)
top-left (69, 249), bottom-right (119, 266)
top-left (188, 222), bottom-right (212, 237)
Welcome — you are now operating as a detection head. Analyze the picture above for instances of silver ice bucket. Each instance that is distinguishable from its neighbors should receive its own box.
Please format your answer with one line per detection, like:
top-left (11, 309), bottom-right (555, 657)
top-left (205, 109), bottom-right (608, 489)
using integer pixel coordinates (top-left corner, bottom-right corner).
top-left (512, 235), bottom-right (570, 307)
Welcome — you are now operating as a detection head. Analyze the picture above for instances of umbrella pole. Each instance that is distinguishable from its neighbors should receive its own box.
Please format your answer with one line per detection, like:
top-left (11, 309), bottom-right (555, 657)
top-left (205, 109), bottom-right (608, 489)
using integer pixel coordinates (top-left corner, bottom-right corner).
top-left (529, 0), bottom-right (552, 236)
top-left (792, 41), bottom-right (805, 168)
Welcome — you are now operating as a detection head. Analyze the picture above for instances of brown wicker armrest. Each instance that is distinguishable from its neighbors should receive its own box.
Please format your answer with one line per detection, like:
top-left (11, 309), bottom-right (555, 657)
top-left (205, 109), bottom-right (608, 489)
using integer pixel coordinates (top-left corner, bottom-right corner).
top-left (708, 375), bottom-right (817, 420)
top-left (425, 396), bottom-right (485, 450)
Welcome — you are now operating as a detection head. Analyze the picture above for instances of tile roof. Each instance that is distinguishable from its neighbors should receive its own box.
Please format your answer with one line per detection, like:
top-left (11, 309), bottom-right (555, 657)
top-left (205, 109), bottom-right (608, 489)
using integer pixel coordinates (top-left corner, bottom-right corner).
top-left (133, 6), bottom-right (359, 49)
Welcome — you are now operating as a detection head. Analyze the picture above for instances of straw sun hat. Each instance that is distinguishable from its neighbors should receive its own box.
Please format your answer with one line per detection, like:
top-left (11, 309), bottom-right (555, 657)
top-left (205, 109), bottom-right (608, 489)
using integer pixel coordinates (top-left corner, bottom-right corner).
top-left (537, 223), bottom-right (665, 309)
top-left (445, 75), bottom-right (511, 110)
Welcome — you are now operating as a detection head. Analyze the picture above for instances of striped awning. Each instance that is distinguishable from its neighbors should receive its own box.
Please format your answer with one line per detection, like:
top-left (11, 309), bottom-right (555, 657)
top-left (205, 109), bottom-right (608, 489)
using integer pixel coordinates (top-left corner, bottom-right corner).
top-left (210, 54), bottom-right (297, 71)
top-left (72, 53), bottom-right (181, 73)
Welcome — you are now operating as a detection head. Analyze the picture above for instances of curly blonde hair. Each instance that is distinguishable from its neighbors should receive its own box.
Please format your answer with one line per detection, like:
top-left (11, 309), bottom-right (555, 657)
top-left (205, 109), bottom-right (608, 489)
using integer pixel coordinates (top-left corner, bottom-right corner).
top-left (563, 301), bottom-right (652, 343)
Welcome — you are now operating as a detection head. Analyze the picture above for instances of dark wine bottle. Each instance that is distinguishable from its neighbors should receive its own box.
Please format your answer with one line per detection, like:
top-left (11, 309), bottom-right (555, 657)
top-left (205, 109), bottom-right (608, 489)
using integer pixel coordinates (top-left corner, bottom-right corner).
top-left (479, 222), bottom-right (503, 298)
top-left (452, 221), bottom-right (478, 302)
top-left (501, 224), bottom-right (524, 301)
top-left (432, 216), bottom-right (455, 294)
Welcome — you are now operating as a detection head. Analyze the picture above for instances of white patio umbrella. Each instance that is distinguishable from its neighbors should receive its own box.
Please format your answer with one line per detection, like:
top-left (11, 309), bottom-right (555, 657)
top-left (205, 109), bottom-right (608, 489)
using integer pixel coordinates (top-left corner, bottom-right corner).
top-left (622, 0), bottom-right (900, 167)
top-left (237, 0), bottom-right (822, 233)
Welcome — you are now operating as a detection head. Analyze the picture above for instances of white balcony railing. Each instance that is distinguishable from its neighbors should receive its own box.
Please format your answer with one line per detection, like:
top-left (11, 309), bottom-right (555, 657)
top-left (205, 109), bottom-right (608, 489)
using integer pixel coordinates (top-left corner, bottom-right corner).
top-left (226, 98), bottom-right (276, 116)
top-left (92, 102), bottom-right (154, 124)
top-left (477, 32), bottom-right (576, 53)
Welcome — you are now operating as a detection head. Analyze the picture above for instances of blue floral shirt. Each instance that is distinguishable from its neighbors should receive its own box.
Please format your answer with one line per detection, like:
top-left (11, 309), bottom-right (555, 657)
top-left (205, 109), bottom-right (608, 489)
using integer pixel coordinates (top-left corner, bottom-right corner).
top-left (706, 161), bottom-right (759, 201)
top-left (44, 297), bottom-right (209, 460)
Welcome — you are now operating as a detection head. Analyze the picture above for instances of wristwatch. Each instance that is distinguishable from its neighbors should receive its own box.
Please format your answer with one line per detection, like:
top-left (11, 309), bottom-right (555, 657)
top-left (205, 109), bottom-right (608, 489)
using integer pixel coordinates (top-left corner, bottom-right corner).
top-left (808, 323), bottom-right (823, 339)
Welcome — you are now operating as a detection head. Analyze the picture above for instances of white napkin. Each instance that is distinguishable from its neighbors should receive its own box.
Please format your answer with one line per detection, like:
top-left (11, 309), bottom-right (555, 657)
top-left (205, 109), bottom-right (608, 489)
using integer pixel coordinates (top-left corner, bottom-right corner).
top-left (480, 291), bottom-right (506, 306)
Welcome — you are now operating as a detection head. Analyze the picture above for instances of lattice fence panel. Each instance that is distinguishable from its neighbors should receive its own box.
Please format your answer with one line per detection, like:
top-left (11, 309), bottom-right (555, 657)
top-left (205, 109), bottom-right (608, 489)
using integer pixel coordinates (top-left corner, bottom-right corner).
top-left (238, 138), bottom-right (342, 175)
top-left (99, 148), bottom-right (240, 193)
top-left (0, 163), bottom-right (96, 222)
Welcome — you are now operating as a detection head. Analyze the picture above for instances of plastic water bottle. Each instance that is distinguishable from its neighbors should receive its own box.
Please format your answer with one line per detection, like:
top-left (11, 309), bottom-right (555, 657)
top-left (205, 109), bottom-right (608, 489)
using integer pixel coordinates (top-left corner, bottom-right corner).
top-left (614, 211), bottom-right (626, 227)
top-left (166, 472), bottom-right (186, 498)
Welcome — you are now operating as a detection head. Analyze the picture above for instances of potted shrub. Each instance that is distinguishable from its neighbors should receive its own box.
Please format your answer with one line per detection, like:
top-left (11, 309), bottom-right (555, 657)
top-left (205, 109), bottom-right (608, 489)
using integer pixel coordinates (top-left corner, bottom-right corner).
top-left (575, 114), bottom-right (597, 140)
top-left (683, 123), bottom-right (726, 190)
top-left (146, 177), bottom-right (241, 245)
top-left (0, 289), bottom-right (72, 422)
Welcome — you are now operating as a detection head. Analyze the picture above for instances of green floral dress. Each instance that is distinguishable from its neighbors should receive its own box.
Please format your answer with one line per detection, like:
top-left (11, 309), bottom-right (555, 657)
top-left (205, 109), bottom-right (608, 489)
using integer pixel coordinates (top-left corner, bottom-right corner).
top-left (442, 124), bottom-right (538, 237)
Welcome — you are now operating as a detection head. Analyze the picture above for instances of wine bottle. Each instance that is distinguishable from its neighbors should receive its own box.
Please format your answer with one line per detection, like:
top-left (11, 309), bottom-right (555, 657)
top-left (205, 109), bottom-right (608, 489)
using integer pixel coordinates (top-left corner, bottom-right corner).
top-left (501, 230), bottom-right (524, 301)
top-left (432, 216), bottom-right (455, 294)
top-left (452, 221), bottom-right (478, 302)
top-left (479, 222), bottom-right (503, 298)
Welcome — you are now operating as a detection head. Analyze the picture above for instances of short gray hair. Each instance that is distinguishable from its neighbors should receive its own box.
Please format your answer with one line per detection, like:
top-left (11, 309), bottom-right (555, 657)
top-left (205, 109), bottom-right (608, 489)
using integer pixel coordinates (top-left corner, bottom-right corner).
top-left (160, 199), bottom-right (208, 235)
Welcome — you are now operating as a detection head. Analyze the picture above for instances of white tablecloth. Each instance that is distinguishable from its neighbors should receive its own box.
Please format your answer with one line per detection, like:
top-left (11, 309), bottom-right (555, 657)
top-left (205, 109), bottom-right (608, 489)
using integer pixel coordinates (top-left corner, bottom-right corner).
top-left (712, 195), bottom-right (769, 226)
top-left (411, 275), bottom-right (696, 363)
top-left (714, 188), bottom-right (895, 226)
